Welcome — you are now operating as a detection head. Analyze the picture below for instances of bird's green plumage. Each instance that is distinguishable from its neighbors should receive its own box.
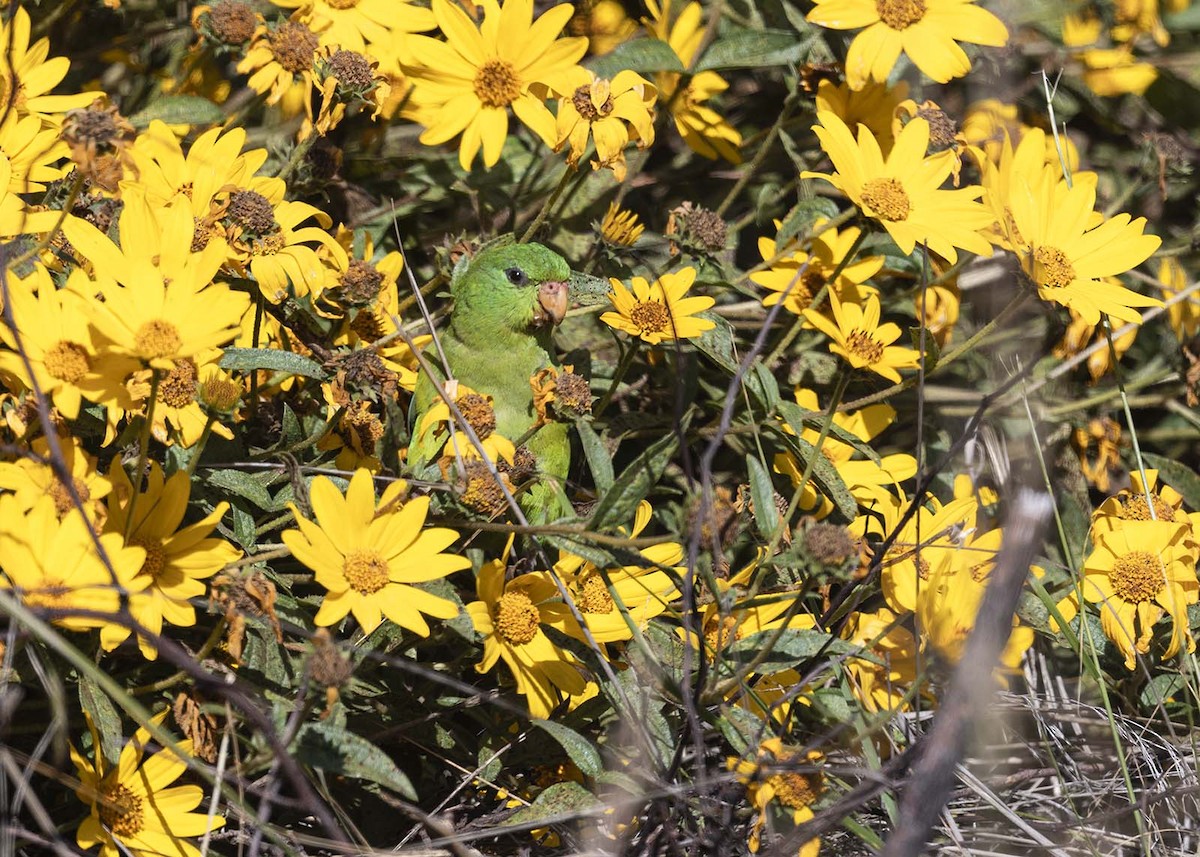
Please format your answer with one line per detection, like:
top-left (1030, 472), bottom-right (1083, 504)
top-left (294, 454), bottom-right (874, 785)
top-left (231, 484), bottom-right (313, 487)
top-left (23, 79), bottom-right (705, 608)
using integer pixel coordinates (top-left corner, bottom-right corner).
top-left (409, 243), bottom-right (573, 518)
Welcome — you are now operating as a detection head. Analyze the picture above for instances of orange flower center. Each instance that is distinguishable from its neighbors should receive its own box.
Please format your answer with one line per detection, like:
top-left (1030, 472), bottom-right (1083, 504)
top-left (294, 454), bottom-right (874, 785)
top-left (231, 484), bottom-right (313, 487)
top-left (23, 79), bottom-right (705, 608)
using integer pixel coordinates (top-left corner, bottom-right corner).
top-left (473, 59), bottom-right (521, 109)
top-left (629, 300), bottom-right (671, 334)
top-left (49, 476), bottom-right (90, 518)
top-left (342, 549), bottom-right (390, 594)
top-left (577, 573), bottom-right (615, 614)
top-left (99, 782), bottom-right (144, 837)
top-left (876, 0), bottom-right (927, 29)
top-left (326, 0), bottom-right (360, 7)
top-left (571, 83), bottom-right (613, 121)
top-left (767, 770), bottom-right (820, 809)
top-left (846, 328), bottom-right (885, 364)
top-left (130, 534), bottom-right (168, 579)
top-left (860, 177), bottom-right (911, 221)
top-left (1031, 246), bottom-right (1075, 289)
top-left (1109, 550), bottom-right (1165, 603)
top-left (495, 589), bottom-right (539, 645)
top-left (160, 358), bottom-right (199, 409)
top-left (1119, 492), bottom-right (1174, 522)
top-left (44, 340), bottom-right (91, 383)
top-left (456, 393), bottom-right (496, 441)
top-left (704, 615), bottom-right (742, 653)
top-left (134, 320), bottom-right (183, 361)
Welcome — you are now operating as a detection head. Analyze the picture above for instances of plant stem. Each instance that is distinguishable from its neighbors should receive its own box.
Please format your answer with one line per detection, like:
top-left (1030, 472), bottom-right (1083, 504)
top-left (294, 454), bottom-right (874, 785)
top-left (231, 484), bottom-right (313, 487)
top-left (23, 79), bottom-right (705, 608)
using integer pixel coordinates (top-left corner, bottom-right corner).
top-left (594, 338), bottom-right (640, 417)
top-left (519, 164), bottom-right (574, 244)
top-left (124, 369), bottom-right (161, 542)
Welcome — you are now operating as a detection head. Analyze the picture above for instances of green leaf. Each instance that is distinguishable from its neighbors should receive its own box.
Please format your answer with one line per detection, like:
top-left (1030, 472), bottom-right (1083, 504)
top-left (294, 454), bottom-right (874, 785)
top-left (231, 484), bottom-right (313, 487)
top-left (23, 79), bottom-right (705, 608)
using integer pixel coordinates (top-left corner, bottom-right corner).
top-left (909, 325), bottom-right (940, 371)
top-left (695, 29), bottom-right (810, 71)
top-left (745, 360), bottom-right (780, 413)
top-left (544, 534), bottom-right (616, 569)
top-left (775, 400), bottom-right (881, 463)
top-left (1141, 673), bottom-right (1185, 709)
top-left (505, 781), bottom-right (600, 827)
top-left (693, 312), bottom-right (739, 374)
top-left (589, 38), bottom-right (685, 78)
top-left (766, 423), bottom-right (856, 521)
top-left (293, 721), bottom-right (417, 799)
top-left (78, 675), bottom-right (124, 766)
top-left (746, 454), bottom-right (781, 538)
top-left (531, 720), bottom-right (602, 777)
top-left (715, 696), bottom-right (767, 754)
top-left (219, 348), bottom-right (325, 380)
top-left (576, 420), bottom-right (614, 493)
top-left (203, 469), bottom-right (277, 510)
top-left (725, 628), bottom-right (852, 672)
top-left (129, 95), bottom-right (224, 129)
top-left (589, 427), bottom-right (681, 530)
top-left (569, 271), bottom-right (615, 307)
top-left (776, 197), bottom-right (841, 247)
top-left (1141, 453), bottom-right (1200, 511)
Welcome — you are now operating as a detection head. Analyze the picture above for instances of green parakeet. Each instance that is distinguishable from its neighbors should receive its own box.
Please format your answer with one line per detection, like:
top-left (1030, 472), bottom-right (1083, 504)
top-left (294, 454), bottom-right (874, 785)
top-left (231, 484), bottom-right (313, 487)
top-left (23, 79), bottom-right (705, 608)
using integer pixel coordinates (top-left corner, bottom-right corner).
top-left (409, 242), bottom-right (574, 519)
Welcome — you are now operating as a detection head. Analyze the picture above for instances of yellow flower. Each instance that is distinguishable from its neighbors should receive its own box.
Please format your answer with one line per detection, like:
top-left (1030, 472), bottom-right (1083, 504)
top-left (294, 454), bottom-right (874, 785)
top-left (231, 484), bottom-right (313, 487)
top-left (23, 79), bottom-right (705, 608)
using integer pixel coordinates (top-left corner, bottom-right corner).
top-left (1160, 257), bottom-right (1199, 342)
top-left (550, 68), bottom-right (656, 182)
top-left (0, 265), bottom-right (139, 420)
top-left (752, 218), bottom-right (882, 317)
top-left (842, 608), bottom-right (921, 714)
top-left (100, 461), bottom-right (241, 659)
top-left (728, 737), bottom-right (823, 855)
top-left (961, 99), bottom-right (1079, 170)
top-left (572, 0), bottom-right (637, 55)
top-left (815, 78), bottom-right (909, 153)
top-left (915, 281), bottom-right (960, 348)
top-left (1053, 305), bottom-right (1138, 384)
top-left (62, 190), bottom-right (249, 370)
top-left (0, 493), bottom-right (145, 634)
top-left (147, 353), bottom-right (240, 447)
top-left (1054, 520), bottom-right (1198, 670)
top-left (282, 470), bottom-right (468, 635)
top-left (599, 201), bottom-right (644, 246)
top-left (270, 0), bottom-right (434, 52)
top-left (643, 0), bottom-right (742, 162)
top-left (1007, 168), bottom-right (1162, 325)
top-left (72, 711), bottom-right (223, 857)
top-left (417, 381), bottom-right (517, 466)
top-left (0, 433), bottom-right (112, 526)
top-left (806, 0), bottom-right (1008, 88)
top-left (1093, 469), bottom-right (1192, 535)
top-left (402, 0), bottom-right (587, 170)
top-left (804, 111), bottom-right (994, 263)
top-left (465, 535), bottom-right (588, 718)
top-left (773, 387), bottom-right (917, 518)
top-left (0, 109), bottom-right (68, 192)
top-left (0, 6), bottom-right (98, 127)
top-left (237, 17), bottom-right (320, 106)
top-left (1064, 11), bottom-right (1158, 97)
top-left (601, 266), bottom-right (715, 344)
top-left (1072, 416), bottom-right (1123, 493)
top-left (554, 501), bottom-right (682, 643)
top-left (804, 291), bottom-right (921, 383)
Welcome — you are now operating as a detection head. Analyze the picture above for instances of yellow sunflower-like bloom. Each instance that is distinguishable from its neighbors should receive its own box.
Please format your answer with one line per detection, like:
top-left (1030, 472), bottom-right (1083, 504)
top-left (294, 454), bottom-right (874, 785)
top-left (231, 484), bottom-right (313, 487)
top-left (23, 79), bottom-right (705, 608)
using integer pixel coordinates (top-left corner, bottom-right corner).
top-left (1053, 305), bottom-right (1138, 384)
top-left (0, 110), bottom-right (68, 192)
top-left (0, 493), bottom-right (146, 634)
top-left (815, 78), bottom-right (909, 153)
top-left (0, 265), bottom-right (139, 420)
top-left (0, 433), bottom-right (112, 526)
top-left (599, 201), bottom-right (644, 246)
top-left (804, 111), bottom-right (994, 263)
top-left (1072, 417), bottom-right (1123, 493)
top-left (1006, 167), bottom-right (1162, 325)
top-left (728, 737), bottom-right (823, 855)
top-left (1054, 520), bottom-right (1198, 670)
top-left (465, 535), bottom-right (588, 718)
top-left (554, 501), bottom-right (682, 644)
top-left (961, 99), bottom-right (1080, 170)
top-left (402, 0), bottom-right (588, 171)
top-left (752, 218), bottom-right (882, 317)
top-left (803, 291), bottom-right (921, 383)
top-left (417, 381), bottom-right (517, 466)
top-left (145, 352), bottom-right (240, 447)
top-left (842, 607), bottom-right (921, 714)
top-left (237, 16), bottom-right (321, 106)
top-left (282, 470), bottom-right (468, 636)
top-left (1092, 469), bottom-right (1194, 536)
top-left (72, 711), bottom-right (223, 857)
top-left (1159, 257), bottom-right (1199, 342)
top-left (550, 68), bottom-right (656, 182)
top-left (643, 0), bottom-right (743, 162)
top-left (1063, 11), bottom-right (1158, 97)
top-left (270, 0), bottom-right (434, 52)
top-left (806, 0), bottom-right (1008, 89)
top-left (100, 461), bottom-right (241, 660)
top-left (773, 387), bottom-right (917, 519)
top-left (65, 197), bottom-right (248, 371)
top-left (602, 266), bottom-right (715, 344)
top-left (0, 6), bottom-right (98, 127)
top-left (572, 0), bottom-right (637, 55)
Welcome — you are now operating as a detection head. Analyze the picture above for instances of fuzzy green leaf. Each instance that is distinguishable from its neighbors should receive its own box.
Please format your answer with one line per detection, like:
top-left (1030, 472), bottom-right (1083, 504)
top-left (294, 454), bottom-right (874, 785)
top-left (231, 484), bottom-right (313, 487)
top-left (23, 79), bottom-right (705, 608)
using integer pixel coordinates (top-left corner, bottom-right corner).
top-left (590, 428), bottom-right (681, 530)
top-left (746, 454), bottom-right (781, 538)
top-left (219, 348), bottom-right (325, 380)
top-left (589, 38), bottom-right (685, 78)
top-left (129, 95), bottom-right (224, 129)
top-left (78, 675), bottom-right (124, 766)
top-left (531, 719), bottom-right (603, 777)
top-left (577, 420), bottom-right (614, 492)
top-left (695, 29), bottom-right (810, 70)
top-left (293, 721), bottom-right (417, 799)
top-left (505, 781), bottom-right (600, 827)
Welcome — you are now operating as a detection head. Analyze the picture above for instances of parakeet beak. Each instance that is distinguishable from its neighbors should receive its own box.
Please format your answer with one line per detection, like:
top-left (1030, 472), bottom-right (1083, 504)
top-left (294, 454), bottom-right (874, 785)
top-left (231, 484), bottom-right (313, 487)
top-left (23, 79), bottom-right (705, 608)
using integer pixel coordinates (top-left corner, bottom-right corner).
top-left (533, 280), bottom-right (569, 326)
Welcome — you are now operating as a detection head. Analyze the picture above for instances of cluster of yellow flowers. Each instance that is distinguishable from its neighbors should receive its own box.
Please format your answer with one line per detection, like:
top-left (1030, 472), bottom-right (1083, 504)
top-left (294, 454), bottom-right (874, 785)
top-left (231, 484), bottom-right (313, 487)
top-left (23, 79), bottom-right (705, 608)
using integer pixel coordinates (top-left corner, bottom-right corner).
top-left (1, 0), bottom-right (1199, 853)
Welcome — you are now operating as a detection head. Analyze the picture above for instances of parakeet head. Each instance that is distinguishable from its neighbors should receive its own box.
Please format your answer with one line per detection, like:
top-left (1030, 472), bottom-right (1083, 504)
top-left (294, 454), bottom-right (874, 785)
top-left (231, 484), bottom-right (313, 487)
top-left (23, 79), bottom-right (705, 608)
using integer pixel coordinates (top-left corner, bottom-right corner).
top-left (449, 243), bottom-right (572, 337)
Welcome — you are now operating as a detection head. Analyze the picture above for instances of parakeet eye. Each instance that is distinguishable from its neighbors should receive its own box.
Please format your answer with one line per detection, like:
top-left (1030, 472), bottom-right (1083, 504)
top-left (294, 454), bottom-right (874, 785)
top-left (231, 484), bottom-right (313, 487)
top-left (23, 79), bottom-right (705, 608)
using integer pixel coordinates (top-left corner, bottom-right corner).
top-left (505, 267), bottom-right (528, 286)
